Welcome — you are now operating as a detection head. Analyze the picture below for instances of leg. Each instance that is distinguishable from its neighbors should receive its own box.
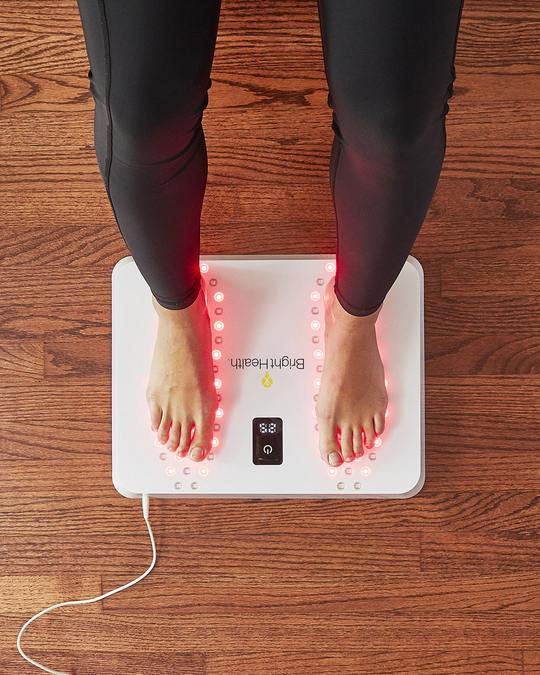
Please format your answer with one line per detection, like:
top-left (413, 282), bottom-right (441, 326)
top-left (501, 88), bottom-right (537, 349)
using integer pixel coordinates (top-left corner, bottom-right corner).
top-left (315, 0), bottom-right (464, 464)
top-left (76, 0), bottom-right (221, 309)
top-left (76, 0), bottom-right (222, 459)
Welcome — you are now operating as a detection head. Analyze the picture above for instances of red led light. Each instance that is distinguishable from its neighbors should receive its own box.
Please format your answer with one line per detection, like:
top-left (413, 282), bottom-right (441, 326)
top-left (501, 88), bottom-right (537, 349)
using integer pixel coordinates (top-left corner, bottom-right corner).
top-left (214, 291), bottom-right (224, 302)
top-left (214, 378), bottom-right (222, 389)
top-left (211, 437), bottom-right (219, 448)
top-left (212, 349), bottom-right (222, 360)
top-left (313, 349), bottom-right (324, 360)
top-left (216, 407), bottom-right (224, 418)
top-left (214, 320), bottom-right (224, 331)
top-left (325, 262), bottom-right (335, 273)
top-left (311, 320), bottom-right (321, 330)
top-left (200, 262), bottom-right (209, 273)
top-left (310, 291), bottom-right (321, 302)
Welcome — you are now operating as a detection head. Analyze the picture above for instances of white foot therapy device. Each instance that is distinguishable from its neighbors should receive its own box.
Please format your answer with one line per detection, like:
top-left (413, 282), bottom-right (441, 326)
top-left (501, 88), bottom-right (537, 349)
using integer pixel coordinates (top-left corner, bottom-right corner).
top-left (17, 254), bottom-right (424, 673)
top-left (113, 254), bottom-right (425, 499)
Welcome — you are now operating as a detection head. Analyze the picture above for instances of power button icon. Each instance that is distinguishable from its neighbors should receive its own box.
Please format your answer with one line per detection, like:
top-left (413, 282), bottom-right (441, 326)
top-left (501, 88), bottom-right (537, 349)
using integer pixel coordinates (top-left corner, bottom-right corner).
top-left (263, 444), bottom-right (273, 455)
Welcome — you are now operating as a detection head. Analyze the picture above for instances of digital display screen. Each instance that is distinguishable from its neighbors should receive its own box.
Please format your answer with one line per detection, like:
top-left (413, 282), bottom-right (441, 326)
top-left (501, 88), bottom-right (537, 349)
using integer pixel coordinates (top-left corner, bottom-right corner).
top-left (252, 417), bottom-right (283, 465)
top-left (258, 421), bottom-right (277, 434)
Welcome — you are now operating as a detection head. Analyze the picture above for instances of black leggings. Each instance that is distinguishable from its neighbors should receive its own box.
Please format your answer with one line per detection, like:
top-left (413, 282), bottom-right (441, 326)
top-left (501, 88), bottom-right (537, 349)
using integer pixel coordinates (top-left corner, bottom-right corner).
top-left (76, 0), bottom-right (465, 315)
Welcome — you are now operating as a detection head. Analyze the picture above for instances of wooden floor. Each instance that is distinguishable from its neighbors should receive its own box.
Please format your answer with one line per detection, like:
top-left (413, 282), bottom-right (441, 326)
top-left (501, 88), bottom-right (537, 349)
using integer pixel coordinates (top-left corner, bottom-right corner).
top-left (1, 1), bottom-right (539, 673)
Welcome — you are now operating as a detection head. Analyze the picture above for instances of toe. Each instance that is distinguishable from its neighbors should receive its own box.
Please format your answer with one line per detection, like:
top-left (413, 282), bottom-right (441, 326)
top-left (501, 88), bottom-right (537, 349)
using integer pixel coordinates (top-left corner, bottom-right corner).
top-left (177, 419), bottom-right (193, 456)
top-left (318, 418), bottom-right (342, 466)
top-left (363, 420), bottom-right (376, 449)
top-left (353, 428), bottom-right (364, 457)
top-left (339, 426), bottom-right (355, 462)
top-left (167, 421), bottom-right (180, 451)
top-left (374, 412), bottom-right (385, 436)
top-left (189, 415), bottom-right (213, 461)
top-left (157, 414), bottom-right (171, 444)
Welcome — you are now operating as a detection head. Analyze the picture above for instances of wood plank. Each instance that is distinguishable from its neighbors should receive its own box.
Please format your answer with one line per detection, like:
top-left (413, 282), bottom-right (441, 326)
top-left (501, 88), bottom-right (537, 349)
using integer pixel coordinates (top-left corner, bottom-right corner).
top-left (1, 531), bottom-right (420, 576)
top-left (426, 335), bottom-right (539, 376)
top-left (2, 613), bottom-right (539, 652)
top-left (2, 650), bottom-right (204, 675)
top-left (100, 570), bottom-right (540, 614)
top-left (206, 650), bottom-right (524, 675)
top-left (422, 533), bottom-right (540, 574)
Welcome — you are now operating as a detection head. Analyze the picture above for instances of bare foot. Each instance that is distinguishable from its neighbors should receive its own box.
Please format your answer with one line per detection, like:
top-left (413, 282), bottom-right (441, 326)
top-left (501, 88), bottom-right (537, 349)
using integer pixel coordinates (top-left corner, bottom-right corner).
top-left (316, 277), bottom-right (388, 466)
top-left (146, 277), bottom-right (218, 461)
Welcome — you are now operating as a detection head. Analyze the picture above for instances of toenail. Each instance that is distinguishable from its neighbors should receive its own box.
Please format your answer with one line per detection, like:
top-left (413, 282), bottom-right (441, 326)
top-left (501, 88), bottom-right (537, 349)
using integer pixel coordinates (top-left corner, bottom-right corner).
top-left (190, 446), bottom-right (204, 460)
top-left (328, 451), bottom-right (341, 466)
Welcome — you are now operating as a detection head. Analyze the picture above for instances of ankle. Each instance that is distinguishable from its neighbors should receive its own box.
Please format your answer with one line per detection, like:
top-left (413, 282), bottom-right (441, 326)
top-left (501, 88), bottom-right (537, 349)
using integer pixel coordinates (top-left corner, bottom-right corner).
top-left (332, 295), bottom-right (381, 332)
top-left (152, 288), bottom-right (207, 323)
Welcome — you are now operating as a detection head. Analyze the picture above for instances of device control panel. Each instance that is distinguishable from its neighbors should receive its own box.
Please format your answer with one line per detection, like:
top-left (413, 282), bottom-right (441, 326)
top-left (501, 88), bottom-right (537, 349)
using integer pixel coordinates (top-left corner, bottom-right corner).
top-left (252, 417), bottom-right (283, 465)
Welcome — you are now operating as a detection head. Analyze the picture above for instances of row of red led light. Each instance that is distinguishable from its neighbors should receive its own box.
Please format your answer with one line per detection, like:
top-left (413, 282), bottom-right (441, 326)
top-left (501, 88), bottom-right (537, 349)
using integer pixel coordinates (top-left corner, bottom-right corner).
top-left (201, 262), bottom-right (224, 455)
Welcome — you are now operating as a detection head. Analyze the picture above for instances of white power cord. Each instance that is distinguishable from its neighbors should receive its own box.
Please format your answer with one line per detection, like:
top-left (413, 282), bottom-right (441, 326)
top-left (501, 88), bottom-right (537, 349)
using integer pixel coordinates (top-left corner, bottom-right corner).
top-left (17, 494), bottom-right (156, 675)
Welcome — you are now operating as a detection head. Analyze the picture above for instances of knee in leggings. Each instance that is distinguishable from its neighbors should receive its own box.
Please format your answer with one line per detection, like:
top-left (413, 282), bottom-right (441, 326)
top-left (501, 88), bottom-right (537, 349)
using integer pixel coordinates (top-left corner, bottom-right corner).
top-left (330, 92), bottom-right (446, 162)
top-left (109, 88), bottom-right (210, 167)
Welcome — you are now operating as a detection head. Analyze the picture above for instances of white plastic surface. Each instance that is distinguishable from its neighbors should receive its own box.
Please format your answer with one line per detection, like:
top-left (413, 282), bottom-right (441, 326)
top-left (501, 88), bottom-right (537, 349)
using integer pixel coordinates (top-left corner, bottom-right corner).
top-left (112, 255), bottom-right (424, 499)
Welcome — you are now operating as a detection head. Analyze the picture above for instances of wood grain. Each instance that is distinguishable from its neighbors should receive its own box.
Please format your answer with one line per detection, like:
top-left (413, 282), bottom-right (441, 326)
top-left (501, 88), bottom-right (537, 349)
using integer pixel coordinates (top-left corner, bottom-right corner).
top-left (1, 0), bottom-right (539, 673)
